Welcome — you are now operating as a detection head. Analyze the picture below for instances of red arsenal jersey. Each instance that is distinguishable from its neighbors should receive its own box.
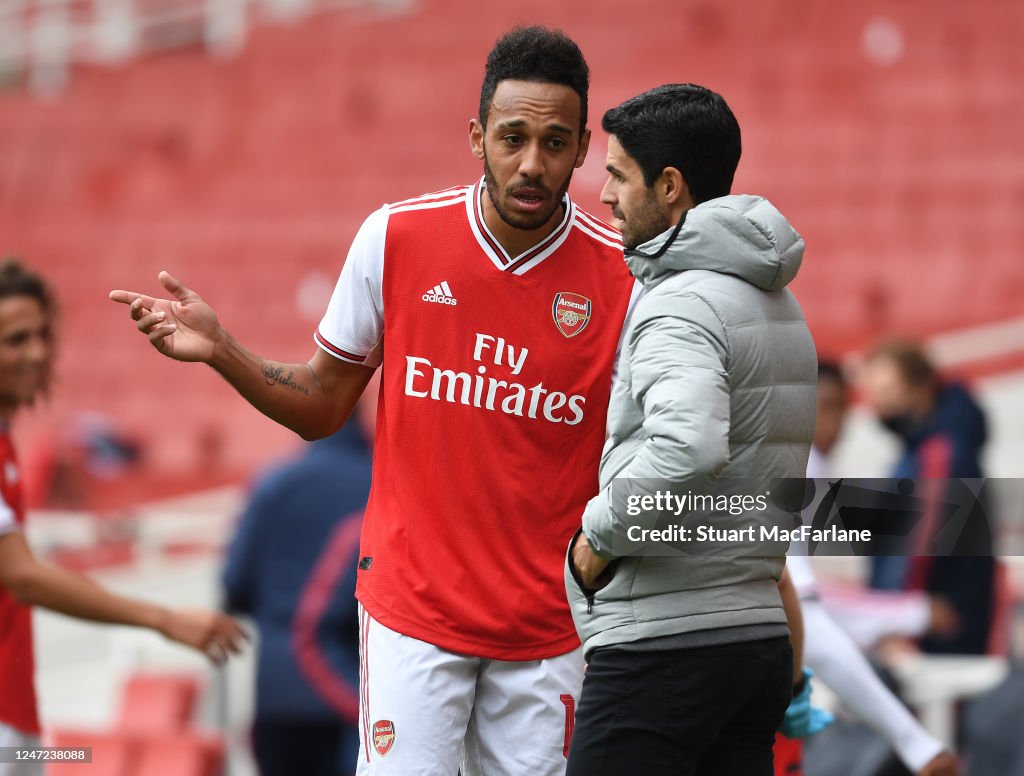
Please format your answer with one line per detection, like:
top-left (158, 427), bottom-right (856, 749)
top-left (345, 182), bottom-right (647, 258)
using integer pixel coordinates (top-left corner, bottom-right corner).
top-left (316, 180), bottom-right (636, 660)
top-left (0, 427), bottom-right (40, 735)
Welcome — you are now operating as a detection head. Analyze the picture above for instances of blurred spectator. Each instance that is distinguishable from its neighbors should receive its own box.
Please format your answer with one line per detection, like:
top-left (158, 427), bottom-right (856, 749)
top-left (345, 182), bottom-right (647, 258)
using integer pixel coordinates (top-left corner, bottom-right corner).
top-left (0, 258), bottom-right (246, 776)
top-left (806, 361), bottom-right (849, 479)
top-left (860, 340), bottom-right (996, 655)
top-left (784, 361), bottom-right (958, 776)
top-left (221, 396), bottom-right (374, 776)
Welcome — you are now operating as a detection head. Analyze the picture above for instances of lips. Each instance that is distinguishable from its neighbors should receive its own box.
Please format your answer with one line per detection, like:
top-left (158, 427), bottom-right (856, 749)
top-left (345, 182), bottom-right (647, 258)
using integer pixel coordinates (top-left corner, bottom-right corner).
top-left (509, 187), bottom-right (548, 212)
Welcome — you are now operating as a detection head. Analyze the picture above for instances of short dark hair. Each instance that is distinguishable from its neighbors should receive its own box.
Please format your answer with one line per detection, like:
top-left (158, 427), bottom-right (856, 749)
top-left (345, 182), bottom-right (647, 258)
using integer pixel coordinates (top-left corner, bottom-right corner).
top-left (817, 360), bottom-right (846, 388)
top-left (0, 257), bottom-right (56, 314)
top-left (867, 339), bottom-right (939, 389)
top-left (479, 26), bottom-right (589, 135)
top-left (602, 83), bottom-right (741, 204)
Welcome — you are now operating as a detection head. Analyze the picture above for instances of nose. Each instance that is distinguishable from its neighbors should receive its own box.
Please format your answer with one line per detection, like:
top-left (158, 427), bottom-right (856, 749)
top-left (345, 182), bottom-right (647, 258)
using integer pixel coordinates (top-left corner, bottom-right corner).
top-left (600, 177), bottom-right (616, 205)
top-left (518, 140), bottom-right (545, 180)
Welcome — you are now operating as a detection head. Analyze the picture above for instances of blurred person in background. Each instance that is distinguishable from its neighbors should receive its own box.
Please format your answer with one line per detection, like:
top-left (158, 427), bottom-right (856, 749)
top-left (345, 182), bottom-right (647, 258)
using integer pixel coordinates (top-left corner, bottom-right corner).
top-left (110, 26), bottom-right (636, 776)
top-left (806, 361), bottom-right (850, 479)
top-left (222, 386), bottom-right (375, 776)
top-left (781, 360), bottom-right (959, 776)
top-left (796, 361), bottom-right (961, 652)
top-left (860, 340), bottom-right (995, 655)
top-left (0, 258), bottom-right (247, 776)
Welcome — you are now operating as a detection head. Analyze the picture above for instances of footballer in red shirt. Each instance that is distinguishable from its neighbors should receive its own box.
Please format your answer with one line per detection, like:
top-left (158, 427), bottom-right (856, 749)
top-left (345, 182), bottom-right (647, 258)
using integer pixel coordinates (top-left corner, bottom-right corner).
top-left (111, 27), bottom-right (636, 776)
top-left (0, 260), bottom-right (246, 776)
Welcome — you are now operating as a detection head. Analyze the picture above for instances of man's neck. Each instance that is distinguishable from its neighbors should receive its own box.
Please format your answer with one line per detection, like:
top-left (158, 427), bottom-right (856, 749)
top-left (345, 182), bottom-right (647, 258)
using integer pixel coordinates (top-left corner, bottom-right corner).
top-left (480, 188), bottom-right (565, 259)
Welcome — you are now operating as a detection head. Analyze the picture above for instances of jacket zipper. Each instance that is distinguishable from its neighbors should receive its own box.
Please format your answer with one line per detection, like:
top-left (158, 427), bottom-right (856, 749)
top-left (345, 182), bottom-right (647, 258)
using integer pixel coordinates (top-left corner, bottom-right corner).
top-left (568, 528), bottom-right (597, 614)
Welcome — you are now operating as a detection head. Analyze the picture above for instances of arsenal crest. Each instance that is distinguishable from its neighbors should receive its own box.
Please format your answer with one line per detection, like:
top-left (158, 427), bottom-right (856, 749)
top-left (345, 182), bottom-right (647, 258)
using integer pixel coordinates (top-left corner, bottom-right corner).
top-left (552, 292), bottom-right (592, 338)
top-left (373, 719), bottom-right (395, 757)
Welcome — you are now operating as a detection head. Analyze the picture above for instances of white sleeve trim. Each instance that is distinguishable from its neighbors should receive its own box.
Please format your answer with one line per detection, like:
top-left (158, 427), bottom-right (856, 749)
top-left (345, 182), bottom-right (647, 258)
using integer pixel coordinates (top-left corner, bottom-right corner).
top-left (315, 205), bottom-right (388, 369)
top-left (0, 489), bottom-right (17, 536)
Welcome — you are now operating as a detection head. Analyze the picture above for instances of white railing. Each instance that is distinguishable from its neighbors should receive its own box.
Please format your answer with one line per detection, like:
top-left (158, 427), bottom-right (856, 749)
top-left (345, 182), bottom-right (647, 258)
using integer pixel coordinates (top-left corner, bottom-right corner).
top-left (0, 0), bottom-right (414, 96)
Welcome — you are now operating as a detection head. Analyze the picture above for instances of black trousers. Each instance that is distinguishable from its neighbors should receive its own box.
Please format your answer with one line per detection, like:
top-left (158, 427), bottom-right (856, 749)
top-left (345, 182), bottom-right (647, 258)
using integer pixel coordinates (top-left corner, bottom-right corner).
top-left (566, 637), bottom-right (793, 776)
top-left (252, 717), bottom-right (357, 776)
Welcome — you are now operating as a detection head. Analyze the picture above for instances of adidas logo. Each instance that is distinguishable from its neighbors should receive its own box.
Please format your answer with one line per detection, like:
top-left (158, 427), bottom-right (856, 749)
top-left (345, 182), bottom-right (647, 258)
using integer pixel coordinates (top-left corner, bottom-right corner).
top-left (422, 281), bottom-right (458, 306)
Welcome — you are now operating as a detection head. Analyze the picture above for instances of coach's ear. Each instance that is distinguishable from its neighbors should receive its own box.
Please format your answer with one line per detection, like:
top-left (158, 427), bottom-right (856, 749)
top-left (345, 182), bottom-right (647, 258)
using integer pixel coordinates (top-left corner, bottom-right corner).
top-left (660, 166), bottom-right (694, 211)
top-left (469, 118), bottom-right (485, 160)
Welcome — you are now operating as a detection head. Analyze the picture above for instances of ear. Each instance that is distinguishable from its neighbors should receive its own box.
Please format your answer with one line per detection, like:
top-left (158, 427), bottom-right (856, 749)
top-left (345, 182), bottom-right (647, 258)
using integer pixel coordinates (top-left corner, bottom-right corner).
top-left (661, 167), bottom-right (694, 209)
top-left (469, 119), bottom-right (485, 161)
top-left (574, 128), bottom-right (592, 169)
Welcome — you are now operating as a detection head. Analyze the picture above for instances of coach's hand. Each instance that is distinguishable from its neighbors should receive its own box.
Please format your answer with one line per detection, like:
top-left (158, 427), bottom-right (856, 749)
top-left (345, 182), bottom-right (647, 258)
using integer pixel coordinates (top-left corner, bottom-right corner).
top-left (572, 533), bottom-right (613, 591)
top-left (779, 668), bottom-right (834, 738)
top-left (109, 272), bottom-right (224, 363)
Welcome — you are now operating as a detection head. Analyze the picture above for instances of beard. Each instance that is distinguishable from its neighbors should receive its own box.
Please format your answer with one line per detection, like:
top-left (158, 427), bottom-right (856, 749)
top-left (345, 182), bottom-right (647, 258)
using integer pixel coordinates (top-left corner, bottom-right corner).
top-left (482, 153), bottom-right (574, 232)
top-left (616, 192), bottom-right (672, 250)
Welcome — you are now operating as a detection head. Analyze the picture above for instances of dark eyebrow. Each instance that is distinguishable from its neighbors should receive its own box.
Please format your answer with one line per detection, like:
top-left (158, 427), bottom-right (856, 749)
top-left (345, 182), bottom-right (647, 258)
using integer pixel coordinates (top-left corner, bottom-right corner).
top-left (494, 119), bottom-right (574, 135)
top-left (606, 164), bottom-right (624, 177)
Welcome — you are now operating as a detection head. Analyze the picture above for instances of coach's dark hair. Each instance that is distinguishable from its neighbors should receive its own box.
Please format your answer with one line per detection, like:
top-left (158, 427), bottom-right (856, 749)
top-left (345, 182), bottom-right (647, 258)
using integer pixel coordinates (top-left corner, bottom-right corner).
top-left (602, 83), bottom-right (741, 204)
top-left (479, 26), bottom-right (589, 134)
top-left (0, 257), bottom-right (56, 314)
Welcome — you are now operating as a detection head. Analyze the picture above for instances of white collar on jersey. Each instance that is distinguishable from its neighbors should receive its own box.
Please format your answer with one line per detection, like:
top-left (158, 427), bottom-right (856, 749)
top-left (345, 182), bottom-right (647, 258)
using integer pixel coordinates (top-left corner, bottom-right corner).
top-left (466, 177), bottom-right (576, 275)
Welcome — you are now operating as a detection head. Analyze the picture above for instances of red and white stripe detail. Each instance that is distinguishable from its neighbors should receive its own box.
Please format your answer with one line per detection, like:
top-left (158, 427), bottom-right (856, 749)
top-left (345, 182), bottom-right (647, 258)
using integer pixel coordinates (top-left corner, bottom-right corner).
top-left (389, 187), bottom-right (469, 216)
top-left (315, 328), bottom-right (369, 364)
top-left (360, 604), bottom-right (372, 762)
top-left (390, 185), bottom-right (469, 209)
top-left (573, 209), bottom-right (623, 251)
top-left (466, 178), bottom-right (576, 274)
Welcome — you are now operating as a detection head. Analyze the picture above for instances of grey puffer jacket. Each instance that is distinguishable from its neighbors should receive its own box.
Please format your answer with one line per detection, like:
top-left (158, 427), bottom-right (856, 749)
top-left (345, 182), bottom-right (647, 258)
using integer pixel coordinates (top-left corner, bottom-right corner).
top-left (565, 194), bottom-right (817, 658)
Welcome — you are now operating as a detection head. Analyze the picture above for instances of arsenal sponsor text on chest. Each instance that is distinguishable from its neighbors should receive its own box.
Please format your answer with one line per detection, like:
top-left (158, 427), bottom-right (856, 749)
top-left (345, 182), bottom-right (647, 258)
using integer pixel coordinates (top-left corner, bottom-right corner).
top-left (403, 331), bottom-right (586, 425)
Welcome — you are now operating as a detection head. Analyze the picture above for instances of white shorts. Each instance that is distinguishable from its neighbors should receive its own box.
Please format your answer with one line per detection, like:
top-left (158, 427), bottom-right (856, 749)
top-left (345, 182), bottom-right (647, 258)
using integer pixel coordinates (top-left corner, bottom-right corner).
top-left (355, 605), bottom-right (584, 776)
top-left (0, 722), bottom-right (43, 776)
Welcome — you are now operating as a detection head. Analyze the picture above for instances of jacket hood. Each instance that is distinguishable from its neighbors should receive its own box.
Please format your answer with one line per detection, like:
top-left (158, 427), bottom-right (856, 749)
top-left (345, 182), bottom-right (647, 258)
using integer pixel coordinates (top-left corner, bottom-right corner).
top-left (626, 194), bottom-right (805, 291)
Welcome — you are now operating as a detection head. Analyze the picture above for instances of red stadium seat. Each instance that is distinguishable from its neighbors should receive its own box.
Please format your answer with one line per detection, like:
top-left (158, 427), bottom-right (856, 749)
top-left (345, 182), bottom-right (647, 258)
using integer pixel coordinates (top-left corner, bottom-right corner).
top-left (48, 730), bottom-right (133, 776)
top-left (116, 673), bottom-right (202, 733)
top-left (133, 734), bottom-right (225, 776)
top-left (1, 0), bottom-right (1021, 479)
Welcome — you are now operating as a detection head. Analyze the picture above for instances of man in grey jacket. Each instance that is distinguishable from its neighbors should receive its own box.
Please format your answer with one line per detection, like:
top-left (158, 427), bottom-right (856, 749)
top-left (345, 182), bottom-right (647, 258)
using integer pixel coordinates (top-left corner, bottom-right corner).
top-left (565, 84), bottom-right (817, 775)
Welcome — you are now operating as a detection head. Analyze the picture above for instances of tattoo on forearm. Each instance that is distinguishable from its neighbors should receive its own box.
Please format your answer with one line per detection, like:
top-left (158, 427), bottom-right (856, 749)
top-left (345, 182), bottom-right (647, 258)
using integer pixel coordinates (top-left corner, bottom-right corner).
top-left (263, 365), bottom-right (311, 395)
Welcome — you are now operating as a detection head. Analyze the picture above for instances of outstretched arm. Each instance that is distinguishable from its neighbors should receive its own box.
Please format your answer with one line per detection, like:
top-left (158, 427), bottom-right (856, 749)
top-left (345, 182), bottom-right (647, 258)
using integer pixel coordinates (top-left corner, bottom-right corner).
top-left (110, 271), bottom-right (375, 440)
top-left (0, 531), bottom-right (247, 662)
top-left (801, 596), bottom-right (955, 773)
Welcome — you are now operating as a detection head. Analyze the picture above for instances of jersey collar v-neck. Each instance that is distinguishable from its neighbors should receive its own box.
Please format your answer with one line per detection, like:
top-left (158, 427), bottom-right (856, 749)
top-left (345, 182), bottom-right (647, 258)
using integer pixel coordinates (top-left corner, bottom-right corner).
top-left (466, 177), bottom-right (575, 276)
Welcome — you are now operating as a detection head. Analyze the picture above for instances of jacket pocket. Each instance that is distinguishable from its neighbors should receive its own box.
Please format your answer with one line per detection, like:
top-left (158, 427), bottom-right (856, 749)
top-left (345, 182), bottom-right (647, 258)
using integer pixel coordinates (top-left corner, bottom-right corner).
top-left (566, 528), bottom-right (598, 614)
